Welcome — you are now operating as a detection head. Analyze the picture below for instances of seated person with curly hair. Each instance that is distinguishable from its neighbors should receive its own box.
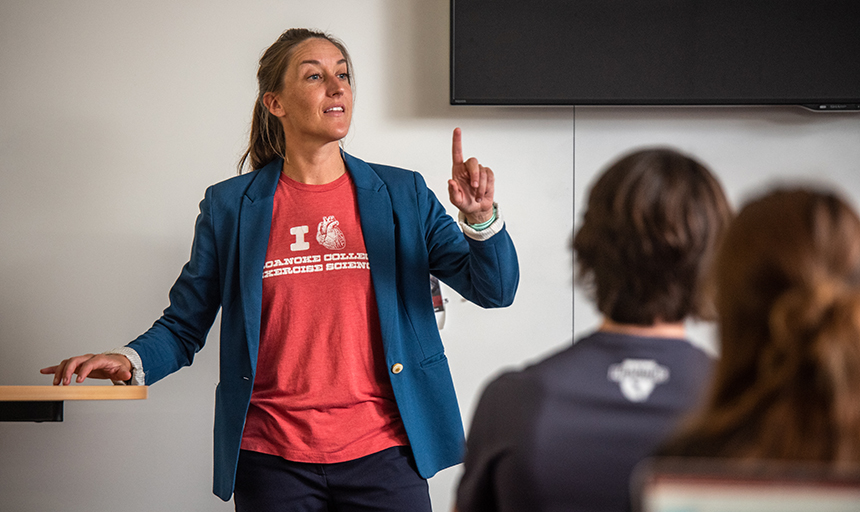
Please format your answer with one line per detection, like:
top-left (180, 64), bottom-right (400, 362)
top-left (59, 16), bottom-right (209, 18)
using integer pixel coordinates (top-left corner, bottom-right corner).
top-left (455, 148), bottom-right (732, 512)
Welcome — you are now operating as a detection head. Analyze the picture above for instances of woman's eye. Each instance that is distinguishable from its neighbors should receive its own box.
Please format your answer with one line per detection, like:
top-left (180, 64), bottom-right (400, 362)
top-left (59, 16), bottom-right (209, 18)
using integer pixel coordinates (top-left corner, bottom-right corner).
top-left (307, 74), bottom-right (321, 80)
top-left (338, 72), bottom-right (351, 82)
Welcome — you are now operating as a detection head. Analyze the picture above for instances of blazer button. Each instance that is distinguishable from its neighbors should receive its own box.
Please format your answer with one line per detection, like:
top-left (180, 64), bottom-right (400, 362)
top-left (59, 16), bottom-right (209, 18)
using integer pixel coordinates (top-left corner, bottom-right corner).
top-left (391, 363), bottom-right (404, 374)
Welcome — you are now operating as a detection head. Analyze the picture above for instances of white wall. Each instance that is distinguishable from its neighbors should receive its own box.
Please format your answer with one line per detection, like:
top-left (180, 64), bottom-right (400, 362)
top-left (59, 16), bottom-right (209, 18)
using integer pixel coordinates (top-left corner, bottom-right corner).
top-left (0, 1), bottom-right (857, 511)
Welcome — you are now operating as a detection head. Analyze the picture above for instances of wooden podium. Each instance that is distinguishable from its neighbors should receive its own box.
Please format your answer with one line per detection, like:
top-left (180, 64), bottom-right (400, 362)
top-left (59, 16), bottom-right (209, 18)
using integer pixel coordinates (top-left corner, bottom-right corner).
top-left (0, 385), bottom-right (148, 422)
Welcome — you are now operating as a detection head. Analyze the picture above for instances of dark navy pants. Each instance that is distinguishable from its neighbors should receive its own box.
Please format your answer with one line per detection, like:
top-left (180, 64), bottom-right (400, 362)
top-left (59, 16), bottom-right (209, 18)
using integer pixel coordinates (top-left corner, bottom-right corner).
top-left (233, 446), bottom-right (432, 511)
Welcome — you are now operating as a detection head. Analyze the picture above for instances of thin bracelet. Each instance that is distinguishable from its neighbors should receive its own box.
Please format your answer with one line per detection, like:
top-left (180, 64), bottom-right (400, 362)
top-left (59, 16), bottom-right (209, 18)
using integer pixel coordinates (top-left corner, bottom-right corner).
top-left (468, 205), bottom-right (497, 231)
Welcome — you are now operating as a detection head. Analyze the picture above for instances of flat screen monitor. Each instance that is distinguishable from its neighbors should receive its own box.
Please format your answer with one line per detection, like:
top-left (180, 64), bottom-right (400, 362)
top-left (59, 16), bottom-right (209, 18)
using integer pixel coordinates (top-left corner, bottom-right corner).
top-left (450, 0), bottom-right (860, 109)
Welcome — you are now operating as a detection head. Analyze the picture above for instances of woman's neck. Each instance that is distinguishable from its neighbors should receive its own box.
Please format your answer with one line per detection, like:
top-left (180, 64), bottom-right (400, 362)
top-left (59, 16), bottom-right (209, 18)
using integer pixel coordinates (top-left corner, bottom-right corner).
top-left (598, 317), bottom-right (687, 339)
top-left (281, 142), bottom-right (345, 185)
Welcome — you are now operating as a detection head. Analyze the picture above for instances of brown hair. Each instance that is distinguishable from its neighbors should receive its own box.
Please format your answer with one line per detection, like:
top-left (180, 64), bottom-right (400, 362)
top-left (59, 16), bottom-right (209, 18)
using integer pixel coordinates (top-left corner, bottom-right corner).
top-left (663, 187), bottom-right (860, 463)
top-left (237, 28), bottom-right (353, 173)
top-left (573, 148), bottom-right (731, 325)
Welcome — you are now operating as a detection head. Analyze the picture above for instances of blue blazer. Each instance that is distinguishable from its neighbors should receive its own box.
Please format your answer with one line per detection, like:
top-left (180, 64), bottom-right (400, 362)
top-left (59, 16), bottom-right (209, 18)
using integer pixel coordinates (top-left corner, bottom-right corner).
top-left (128, 152), bottom-right (519, 500)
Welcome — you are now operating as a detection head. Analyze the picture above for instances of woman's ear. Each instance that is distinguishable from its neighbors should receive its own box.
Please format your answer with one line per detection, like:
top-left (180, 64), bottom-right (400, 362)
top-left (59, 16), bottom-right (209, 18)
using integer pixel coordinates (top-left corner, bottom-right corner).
top-left (262, 91), bottom-right (286, 117)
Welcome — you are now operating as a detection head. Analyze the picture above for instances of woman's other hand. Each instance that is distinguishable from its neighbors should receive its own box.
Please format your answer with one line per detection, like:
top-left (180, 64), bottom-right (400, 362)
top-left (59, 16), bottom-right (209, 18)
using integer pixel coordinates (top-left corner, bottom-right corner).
top-left (40, 353), bottom-right (133, 385)
top-left (448, 128), bottom-right (495, 224)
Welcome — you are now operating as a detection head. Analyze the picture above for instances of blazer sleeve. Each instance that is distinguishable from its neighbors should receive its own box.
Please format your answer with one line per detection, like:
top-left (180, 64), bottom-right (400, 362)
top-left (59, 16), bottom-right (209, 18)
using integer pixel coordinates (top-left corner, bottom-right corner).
top-left (415, 172), bottom-right (519, 308)
top-left (127, 186), bottom-right (223, 384)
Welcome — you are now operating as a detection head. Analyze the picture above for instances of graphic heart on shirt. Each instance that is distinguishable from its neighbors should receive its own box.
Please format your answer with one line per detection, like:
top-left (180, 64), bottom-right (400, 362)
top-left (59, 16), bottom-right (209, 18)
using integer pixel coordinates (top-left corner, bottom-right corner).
top-left (317, 215), bottom-right (347, 250)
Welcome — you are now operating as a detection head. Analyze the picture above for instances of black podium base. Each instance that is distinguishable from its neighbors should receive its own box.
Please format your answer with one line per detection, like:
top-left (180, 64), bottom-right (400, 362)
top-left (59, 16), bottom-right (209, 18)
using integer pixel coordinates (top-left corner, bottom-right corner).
top-left (0, 401), bottom-right (63, 422)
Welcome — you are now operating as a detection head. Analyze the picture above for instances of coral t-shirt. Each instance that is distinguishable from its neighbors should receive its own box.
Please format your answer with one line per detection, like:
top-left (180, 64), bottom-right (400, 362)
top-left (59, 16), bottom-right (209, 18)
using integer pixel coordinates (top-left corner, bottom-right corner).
top-left (240, 171), bottom-right (409, 463)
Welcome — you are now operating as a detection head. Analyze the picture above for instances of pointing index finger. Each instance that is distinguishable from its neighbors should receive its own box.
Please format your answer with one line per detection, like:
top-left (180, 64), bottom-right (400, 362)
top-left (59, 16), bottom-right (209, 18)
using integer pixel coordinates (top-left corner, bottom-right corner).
top-left (452, 127), bottom-right (463, 165)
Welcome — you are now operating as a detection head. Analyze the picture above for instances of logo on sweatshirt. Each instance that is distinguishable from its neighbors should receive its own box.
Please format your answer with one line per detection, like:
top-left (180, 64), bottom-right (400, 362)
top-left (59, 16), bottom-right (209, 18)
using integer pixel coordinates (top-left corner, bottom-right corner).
top-left (608, 359), bottom-right (669, 402)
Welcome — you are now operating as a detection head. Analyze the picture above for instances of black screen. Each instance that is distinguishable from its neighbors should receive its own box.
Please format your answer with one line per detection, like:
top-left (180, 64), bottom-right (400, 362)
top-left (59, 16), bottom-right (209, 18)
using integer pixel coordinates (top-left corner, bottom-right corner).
top-left (450, 0), bottom-right (860, 108)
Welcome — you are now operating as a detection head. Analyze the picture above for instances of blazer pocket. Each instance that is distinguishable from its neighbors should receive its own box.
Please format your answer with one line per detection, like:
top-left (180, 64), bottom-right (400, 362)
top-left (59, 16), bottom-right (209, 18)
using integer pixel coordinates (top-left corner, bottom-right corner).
top-left (419, 352), bottom-right (448, 369)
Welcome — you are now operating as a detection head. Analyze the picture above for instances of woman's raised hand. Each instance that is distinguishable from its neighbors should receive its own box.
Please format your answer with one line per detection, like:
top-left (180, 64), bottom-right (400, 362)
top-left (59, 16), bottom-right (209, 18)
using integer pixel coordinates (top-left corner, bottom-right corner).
top-left (448, 128), bottom-right (495, 225)
top-left (40, 353), bottom-right (132, 385)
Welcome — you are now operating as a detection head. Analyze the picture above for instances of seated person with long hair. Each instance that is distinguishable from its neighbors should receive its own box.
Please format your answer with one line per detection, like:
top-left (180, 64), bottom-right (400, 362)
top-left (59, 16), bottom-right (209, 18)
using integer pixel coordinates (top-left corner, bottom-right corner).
top-left (455, 148), bottom-right (732, 512)
top-left (658, 187), bottom-right (860, 464)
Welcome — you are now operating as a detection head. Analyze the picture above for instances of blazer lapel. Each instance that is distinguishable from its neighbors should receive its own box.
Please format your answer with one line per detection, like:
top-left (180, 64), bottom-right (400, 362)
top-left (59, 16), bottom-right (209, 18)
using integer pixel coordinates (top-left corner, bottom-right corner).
top-left (344, 152), bottom-right (399, 345)
top-left (238, 160), bottom-right (280, 372)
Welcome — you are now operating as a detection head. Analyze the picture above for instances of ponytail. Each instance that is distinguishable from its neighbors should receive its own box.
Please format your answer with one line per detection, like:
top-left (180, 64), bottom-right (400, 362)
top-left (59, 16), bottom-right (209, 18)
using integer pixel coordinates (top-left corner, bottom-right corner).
top-left (810, 288), bottom-right (860, 461)
top-left (238, 97), bottom-right (287, 173)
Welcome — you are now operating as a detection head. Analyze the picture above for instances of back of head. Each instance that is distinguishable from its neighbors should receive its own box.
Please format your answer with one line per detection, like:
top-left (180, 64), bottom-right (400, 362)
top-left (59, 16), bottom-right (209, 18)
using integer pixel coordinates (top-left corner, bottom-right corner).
top-left (698, 187), bottom-right (860, 462)
top-left (573, 148), bottom-right (731, 325)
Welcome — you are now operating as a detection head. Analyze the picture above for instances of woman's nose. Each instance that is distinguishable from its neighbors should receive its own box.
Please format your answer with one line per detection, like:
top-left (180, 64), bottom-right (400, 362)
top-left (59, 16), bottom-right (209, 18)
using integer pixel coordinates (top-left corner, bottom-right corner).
top-left (328, 78), bottom-right (344, 96)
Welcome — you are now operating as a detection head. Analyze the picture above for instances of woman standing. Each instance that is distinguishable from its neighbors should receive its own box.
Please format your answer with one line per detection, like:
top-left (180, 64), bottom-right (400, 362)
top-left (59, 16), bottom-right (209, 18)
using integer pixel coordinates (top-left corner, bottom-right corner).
top-left (42, 28), bottom-right (518, 510)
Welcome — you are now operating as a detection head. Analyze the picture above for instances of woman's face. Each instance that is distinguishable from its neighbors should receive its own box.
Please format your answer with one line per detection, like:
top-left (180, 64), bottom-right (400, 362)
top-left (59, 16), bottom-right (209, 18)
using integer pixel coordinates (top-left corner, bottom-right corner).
top-left (269, 38), bottom-right (353, 146)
